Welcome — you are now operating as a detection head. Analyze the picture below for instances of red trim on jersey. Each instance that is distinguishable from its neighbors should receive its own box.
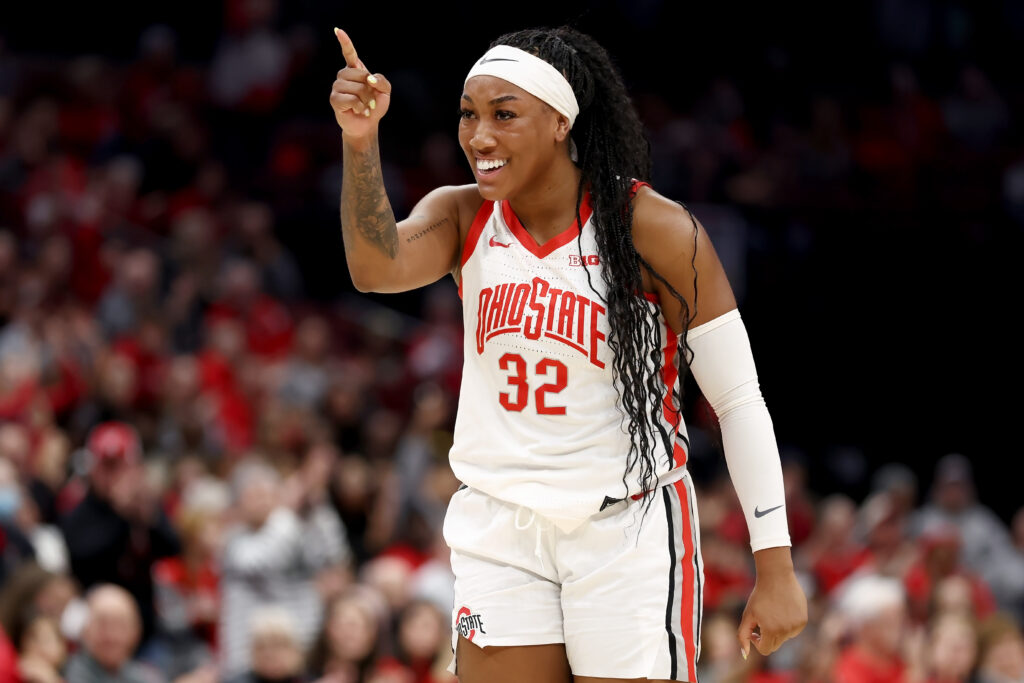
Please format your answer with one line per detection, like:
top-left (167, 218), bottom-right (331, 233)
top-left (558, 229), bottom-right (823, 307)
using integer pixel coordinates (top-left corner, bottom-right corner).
top-left (501, 193), bottom-right (594, 259)
top-left (629, 179), bottom-right (652, 198)
top-left (458, 200), bottom-right (496, 299)
top-left (661, 322), bottom-right (687, 468)
top-left (674, 478), bottom-right (699, 683)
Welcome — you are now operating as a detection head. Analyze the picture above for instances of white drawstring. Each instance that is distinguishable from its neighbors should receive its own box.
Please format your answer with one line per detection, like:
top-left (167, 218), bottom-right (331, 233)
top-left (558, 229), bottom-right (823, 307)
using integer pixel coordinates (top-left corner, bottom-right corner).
top-left (514, 507), bottom-right (546, 572)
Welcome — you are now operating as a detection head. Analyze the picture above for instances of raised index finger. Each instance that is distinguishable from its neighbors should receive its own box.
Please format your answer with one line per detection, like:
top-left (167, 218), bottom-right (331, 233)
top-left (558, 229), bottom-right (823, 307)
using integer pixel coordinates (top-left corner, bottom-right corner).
top-left (334, 27), bottom-right (360, 69)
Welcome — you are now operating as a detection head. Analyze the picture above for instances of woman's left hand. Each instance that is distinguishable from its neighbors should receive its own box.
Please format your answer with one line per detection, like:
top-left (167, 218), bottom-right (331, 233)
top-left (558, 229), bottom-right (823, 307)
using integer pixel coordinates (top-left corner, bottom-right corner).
top-left (737, 546), bottom-right (808, 658)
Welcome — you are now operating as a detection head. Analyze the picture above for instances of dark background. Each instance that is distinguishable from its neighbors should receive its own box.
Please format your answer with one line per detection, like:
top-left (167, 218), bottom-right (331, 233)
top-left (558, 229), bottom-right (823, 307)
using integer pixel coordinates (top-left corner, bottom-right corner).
top-left (3, 0), bottom-right (1021, 520)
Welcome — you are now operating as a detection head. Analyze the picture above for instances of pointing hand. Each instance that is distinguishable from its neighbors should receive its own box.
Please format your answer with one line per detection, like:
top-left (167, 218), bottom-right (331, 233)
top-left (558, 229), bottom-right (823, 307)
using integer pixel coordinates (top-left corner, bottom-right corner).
top-left (329, 28), bottom-right (392, 136)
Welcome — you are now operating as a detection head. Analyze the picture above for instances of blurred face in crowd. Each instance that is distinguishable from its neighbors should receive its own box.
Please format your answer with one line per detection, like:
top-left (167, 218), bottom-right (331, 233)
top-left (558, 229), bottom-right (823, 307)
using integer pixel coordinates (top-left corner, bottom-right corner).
top-left (398, 601), bottom-right (445, 661)
top-left (936, 478), bottom-right (972, 512)
top-left (860, 603), bottom-right (906, 657)
top-left (250, 626), bottom-right (303, 680)
top-left (933, 576), bottom-right (974, 618)
top-left (362, 556), bottom-right (412, 612)
top-left (0, 422), bottom-right (31, 469)
top-left (120, 248), bottom-right (159, 299)
top-left (928, 614), bottom-right (977, 680)
top-left (34, 429), bottom-right (71, 489)
top-left (89, 453), bottom-right (142, 505)
top-left (333, 455), bottom-right (371, 512)
top-left (924, 535), bottom-right (962, 576)
top-left (239, 468), bottom-right (278, 528)
top-left (327, 595), bottom-right (379, 663)
top-left (980, 628), bottom-right (1024, 679)
top-left (295, 315), bottom-right (330, 363)
top-left (82, 586), bottom-right (141, 672)
top-left (701, 612), bottom-right (743, 665)
top-left (0, 457), bottom-right (21, 522)
top-left (34, 574), bottom-right (78, 621)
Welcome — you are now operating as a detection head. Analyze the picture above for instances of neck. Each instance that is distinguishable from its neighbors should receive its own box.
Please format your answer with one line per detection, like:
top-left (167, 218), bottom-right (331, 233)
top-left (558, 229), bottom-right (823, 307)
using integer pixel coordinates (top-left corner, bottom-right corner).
top-left (507, 156), bottom-right (584, 241)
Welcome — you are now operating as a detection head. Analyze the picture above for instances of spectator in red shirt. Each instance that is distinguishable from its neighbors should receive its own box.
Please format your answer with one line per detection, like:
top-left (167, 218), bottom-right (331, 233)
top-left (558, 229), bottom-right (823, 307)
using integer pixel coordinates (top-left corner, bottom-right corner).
top-left (796, 494), bottom-right (870, 597)
top-left (0, 623), bottom-right (18, 683)
top-left (832, 573), bottom-right (912, 683)
top-left (151, 496), bottom-right (225, 680)
top-left (904, 520), bottom-right (996, 625)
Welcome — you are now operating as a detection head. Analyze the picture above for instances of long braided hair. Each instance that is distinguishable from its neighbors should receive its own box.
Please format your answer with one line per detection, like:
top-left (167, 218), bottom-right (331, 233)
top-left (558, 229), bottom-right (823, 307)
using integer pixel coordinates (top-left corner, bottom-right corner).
top-left (489, 27), bottom-right (700, 512)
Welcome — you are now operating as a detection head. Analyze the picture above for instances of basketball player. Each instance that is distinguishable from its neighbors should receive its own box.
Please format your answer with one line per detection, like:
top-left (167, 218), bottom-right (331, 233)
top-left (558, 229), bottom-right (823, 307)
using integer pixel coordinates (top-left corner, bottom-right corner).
top-left (330, 25), bottom-right (806, 683)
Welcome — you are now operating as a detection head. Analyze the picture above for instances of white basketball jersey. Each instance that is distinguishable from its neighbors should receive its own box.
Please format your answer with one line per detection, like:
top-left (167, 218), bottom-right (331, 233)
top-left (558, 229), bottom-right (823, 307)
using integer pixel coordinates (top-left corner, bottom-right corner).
top-left (449, 188), bottom-right (689, 532)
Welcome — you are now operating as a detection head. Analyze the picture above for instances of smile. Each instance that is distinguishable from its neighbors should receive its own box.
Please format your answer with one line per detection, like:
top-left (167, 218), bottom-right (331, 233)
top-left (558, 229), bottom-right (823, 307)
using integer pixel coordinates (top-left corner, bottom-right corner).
top-left (476, 158), bottom-right (508, 173)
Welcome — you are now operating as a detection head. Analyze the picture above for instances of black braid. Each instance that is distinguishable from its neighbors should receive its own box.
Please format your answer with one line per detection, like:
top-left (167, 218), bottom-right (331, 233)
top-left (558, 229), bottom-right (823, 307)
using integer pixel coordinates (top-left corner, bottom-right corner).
top-left (490, 27), bottom-right (698, 517)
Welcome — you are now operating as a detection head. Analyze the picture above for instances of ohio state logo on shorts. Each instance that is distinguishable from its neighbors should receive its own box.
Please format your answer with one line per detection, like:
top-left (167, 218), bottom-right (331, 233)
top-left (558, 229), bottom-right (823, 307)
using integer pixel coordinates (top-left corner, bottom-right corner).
top-left (455, 606), bottom-right (487, 641)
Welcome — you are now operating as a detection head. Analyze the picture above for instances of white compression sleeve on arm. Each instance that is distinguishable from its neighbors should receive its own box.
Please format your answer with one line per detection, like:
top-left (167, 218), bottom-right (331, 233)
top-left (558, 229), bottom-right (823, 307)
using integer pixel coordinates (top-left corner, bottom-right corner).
top-left (686, 309), bottom-right (791, 551)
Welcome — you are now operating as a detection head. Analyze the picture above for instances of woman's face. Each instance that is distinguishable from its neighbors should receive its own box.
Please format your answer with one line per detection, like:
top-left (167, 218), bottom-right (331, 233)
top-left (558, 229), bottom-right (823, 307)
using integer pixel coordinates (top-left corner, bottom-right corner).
top-left (328, 599), bottom-right (377, 662)
top-left (398, 602), bottom-right (444, 661)
top-left (929, 615), bottom-right (977, 680)
top-left (251, 631), bottom-right (303, 679)
top-left (458, 75), bottom-right (568, 202)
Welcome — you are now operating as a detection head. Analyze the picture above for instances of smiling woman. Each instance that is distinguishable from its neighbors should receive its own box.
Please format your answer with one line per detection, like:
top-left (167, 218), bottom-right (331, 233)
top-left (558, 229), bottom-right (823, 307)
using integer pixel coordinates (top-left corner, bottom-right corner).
top-left (330, 25), bottom-right (806, 683)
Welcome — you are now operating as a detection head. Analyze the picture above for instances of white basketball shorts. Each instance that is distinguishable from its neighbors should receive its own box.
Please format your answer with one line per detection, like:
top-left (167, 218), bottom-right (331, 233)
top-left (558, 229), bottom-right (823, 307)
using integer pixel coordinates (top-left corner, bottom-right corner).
top-left (444, 473), bottom-right (704, 681)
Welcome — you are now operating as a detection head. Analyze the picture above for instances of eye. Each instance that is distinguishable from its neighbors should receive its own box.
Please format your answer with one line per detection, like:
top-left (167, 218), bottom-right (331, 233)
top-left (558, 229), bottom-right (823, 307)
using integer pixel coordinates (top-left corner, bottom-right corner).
top-left (459, 108), bottom-right (475, 120)
top-left (495, 110), bottom-right (517, 121)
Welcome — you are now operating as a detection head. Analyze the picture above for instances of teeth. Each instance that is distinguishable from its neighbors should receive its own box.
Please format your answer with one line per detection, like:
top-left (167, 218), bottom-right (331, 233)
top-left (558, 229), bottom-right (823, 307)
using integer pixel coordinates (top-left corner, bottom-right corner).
top-left (477, 159), bottom-right (507, 171)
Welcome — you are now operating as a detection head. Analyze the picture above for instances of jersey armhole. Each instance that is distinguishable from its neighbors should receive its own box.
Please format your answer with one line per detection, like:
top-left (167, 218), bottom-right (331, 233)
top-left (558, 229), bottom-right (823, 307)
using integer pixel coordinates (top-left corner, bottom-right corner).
top-left (630, 179), bottom-right (657, 305)
top-left (457, 200), bottom-right (494, 299)
top-left (629, 179), bottom-right (652, 198)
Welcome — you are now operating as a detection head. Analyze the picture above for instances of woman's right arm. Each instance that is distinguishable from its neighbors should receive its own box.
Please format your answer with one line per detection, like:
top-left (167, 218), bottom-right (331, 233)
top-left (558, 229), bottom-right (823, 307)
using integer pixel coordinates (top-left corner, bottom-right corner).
top-left (332, 28), bottom-right (467, 293)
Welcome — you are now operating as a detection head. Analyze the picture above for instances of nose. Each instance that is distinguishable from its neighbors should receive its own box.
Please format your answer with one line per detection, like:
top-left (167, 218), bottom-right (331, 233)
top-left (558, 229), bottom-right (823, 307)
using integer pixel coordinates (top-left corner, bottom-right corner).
top-left (469, 119), bottom-right (497, 154)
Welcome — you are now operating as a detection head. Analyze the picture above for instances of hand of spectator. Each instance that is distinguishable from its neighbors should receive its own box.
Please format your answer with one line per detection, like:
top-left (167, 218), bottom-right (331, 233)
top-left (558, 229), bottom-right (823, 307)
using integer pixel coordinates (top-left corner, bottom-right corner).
top-left (188, 591), bottom-right (219, 624)
top-left (902, 623), bottom-right (928, 681)
top-left (738, 547), bottom-right (808, 658)
top-left (18, 655), bottom-right (62, 683)
top-left (315, 564), bottom-right (353, 601)
top-left (302, 445), bottom-right (336, 506)
top-left (281, 472), bottom-right (307, 511)
top-left (330, 28), bottom-right (392, 137)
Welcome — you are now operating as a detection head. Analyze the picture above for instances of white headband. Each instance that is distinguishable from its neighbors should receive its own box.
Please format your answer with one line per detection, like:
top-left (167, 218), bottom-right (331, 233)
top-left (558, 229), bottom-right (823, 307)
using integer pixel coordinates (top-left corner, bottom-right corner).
top-left (465, 45), bottom-right (580, 128)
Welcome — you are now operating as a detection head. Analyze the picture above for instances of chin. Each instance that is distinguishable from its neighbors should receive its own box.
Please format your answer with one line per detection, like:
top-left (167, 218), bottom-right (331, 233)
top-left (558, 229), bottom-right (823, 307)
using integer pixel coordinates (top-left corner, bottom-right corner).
top-left (475, 182), bottom-right (507, 201)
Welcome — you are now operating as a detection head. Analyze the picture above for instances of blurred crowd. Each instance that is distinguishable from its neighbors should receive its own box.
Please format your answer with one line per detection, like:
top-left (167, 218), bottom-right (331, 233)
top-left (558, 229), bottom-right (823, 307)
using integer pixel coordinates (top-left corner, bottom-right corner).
top-left (2, 0), bottom-right (1024, 682)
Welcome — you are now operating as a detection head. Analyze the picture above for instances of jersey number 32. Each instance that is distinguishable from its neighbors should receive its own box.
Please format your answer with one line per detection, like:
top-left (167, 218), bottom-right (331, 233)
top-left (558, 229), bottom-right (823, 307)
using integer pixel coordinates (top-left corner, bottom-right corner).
top-left (498, 353), bottom-right (567, 415)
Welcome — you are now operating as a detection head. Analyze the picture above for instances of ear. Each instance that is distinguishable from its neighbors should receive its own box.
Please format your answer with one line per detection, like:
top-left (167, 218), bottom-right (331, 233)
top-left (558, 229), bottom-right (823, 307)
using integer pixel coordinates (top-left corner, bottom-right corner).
top-left (553, 113), bottom-right (571, 143)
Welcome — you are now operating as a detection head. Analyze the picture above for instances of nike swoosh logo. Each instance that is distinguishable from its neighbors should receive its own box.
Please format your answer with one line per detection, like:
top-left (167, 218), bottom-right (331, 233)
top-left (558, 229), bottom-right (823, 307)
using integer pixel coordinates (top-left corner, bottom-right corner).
top-left (754, 504), bottom-right (784, 518)
top-left (489, 236), bottom-right (511, 248)
top-left (479, 57), bottom-right (518, 64)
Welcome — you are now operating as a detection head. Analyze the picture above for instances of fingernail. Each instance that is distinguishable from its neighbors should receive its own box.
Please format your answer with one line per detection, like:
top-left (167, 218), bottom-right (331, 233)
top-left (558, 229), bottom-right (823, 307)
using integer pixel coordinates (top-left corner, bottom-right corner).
top-left (741, 648), bottom-right (748, 661)
top-left (369, 99), bottom-right (376, 110)
top-left (363, 108), bottom-right (370, 117)
top-left (333, 27), bottom-right (340, 35)
top-left (367, 74), bottom-right (378, 85)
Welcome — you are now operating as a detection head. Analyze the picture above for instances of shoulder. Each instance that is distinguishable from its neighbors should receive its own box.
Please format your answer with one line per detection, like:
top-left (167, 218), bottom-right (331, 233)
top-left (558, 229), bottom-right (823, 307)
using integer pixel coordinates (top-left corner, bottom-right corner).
top-left (630, 184), bottom-right (700, 262)
top-left (415, 184), bottom-right (488, 228)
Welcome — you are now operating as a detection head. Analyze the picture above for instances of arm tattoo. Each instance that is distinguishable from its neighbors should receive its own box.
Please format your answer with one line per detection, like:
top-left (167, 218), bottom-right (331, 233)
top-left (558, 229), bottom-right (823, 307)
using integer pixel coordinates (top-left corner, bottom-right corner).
top-left (405, 216), bottom-right (450, 243)
top-left (341, 136), bottom-right (398, 258)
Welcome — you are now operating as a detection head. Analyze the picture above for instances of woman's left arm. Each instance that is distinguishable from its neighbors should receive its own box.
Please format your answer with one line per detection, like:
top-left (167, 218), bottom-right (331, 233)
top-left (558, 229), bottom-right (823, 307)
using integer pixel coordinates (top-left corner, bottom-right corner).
top-left (632, 187), bottom-right (807, 658)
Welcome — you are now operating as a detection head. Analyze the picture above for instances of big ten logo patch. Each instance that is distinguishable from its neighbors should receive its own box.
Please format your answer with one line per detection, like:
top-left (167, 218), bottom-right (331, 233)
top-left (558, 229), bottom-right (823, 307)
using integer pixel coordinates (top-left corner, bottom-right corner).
top-left (455, 606), bottom-right (487, 641)
top-left (568, 254), bottom-right (600, 266)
